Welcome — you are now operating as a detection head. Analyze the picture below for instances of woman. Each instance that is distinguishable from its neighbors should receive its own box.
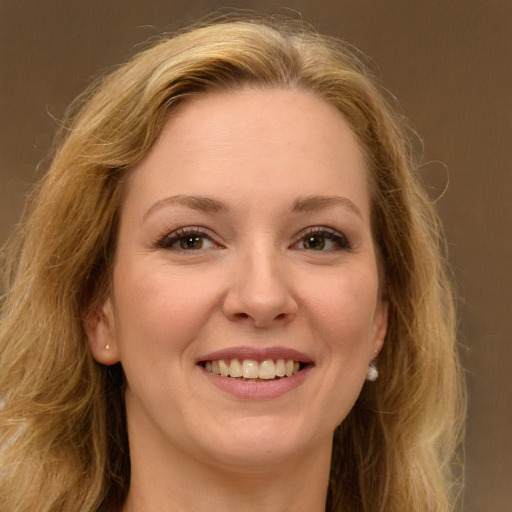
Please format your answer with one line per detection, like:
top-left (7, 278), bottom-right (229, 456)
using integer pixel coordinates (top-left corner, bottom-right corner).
top-left (0, 16), bottom-right (465, 512)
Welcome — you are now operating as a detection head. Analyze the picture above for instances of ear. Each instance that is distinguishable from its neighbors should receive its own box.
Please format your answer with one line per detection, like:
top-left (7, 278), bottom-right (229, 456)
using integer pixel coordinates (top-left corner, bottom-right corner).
top-left (370, 298), bottom-right (388, 357)
top-left (84, 297), bottom-right (120, 365)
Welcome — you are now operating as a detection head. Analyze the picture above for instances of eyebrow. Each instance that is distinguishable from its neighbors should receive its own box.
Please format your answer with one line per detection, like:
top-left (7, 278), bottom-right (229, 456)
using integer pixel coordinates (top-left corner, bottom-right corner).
top-left (143, 194), bottom-right (229, 220)
top-left (291, 195), bottom-right (363, 219)
top-left (143, 194), bottom-right (363, 220)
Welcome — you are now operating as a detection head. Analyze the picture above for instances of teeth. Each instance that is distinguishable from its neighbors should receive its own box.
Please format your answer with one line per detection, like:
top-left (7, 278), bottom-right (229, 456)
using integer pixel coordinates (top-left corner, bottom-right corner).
top-left (285, 359), bottom-right (294, 377)
top-left (242, 360), bottom-right (259, 379)
top-left (219, 359), bottom-right (230, 377)
top-left (211, 360), bottom-right (221, 375)
top-left (275, 359), bottom-right (286, 377)
top-left (259, 360), bottom-right (276, 379)
top-left (203, 358), bottom-right (304, 380)
top-left (229, 359), bottom-right (242, 377)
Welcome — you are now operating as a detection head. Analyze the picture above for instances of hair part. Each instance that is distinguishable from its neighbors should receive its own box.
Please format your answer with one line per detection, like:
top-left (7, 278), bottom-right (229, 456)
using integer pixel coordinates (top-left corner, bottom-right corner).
top-left (0, 14), bottom-right (465, 512)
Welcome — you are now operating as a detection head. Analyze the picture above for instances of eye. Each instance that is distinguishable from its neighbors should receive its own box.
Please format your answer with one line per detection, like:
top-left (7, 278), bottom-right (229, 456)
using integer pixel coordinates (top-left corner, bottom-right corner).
top-left (157, 227), bottom-right (219, 251)
top-left (292, 227), bottom-right (351, 251)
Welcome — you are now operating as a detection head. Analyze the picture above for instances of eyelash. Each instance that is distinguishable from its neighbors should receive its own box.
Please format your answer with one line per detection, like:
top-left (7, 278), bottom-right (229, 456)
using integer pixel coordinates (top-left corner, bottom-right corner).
top-left (156, 227), bottom-right (220, 250)
top-left (293, 227), bottom-right (351, 251)
top-left (156, 226), bottom-right (351, 252)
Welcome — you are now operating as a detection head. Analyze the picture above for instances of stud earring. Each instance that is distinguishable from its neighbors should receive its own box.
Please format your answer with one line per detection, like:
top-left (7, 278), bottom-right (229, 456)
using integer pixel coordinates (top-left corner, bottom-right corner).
top-left (105, 344), bottom-right (110, 350)
top-left (366, 360), bottom-right (378, 381)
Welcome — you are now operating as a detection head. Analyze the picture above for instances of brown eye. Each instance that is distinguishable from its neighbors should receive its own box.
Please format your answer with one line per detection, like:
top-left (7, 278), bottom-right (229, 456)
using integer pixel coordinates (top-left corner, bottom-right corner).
top-left (157, 228), bottom-right (218, 251)
top-left (179, 236), bottom-right (203, 250)
top-left (293, 227), bottom-right (351, 251)
top-left (303, 235), bottom-right (325, 250)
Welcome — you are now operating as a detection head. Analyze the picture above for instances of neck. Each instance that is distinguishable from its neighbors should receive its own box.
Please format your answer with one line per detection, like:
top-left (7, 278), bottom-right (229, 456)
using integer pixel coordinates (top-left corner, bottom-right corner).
top-left (122, 432), bottom-right (332, 512)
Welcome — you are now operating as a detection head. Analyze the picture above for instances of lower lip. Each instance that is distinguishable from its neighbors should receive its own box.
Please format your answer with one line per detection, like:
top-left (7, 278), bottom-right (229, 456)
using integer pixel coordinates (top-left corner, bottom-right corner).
top-left (199, 365), bottom-right (311, 400)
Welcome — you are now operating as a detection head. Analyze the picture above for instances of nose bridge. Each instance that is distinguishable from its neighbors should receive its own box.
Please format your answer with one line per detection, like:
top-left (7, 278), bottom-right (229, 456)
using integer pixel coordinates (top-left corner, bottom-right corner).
top-left (223, 240), bottom-right (297, 327)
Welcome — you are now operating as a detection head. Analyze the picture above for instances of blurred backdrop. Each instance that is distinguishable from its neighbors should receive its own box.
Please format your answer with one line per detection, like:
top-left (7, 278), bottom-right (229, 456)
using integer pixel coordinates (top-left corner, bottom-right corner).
top-left (1, 1), bottom-right (510, 510)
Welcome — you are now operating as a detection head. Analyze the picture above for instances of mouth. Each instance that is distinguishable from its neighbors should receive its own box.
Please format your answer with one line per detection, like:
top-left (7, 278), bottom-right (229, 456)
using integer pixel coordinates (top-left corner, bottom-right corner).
top-left (197, 347), bottom-right (313, 384)
top-left (200, 358), bottom-right (308, 381)
top-left (197, 347), bottom-right (313, 399)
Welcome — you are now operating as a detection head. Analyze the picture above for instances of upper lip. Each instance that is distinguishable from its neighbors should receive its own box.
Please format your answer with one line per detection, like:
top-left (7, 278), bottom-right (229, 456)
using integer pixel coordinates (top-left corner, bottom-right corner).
top-left (196, 346), bottom-right (313, 364)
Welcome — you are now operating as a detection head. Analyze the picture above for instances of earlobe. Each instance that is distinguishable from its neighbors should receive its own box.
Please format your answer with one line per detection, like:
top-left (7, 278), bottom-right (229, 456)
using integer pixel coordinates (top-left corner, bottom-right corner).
top-left (84, 297), bottom-right (120, 365)
top-left (371, 299), bottom-right (388, 356)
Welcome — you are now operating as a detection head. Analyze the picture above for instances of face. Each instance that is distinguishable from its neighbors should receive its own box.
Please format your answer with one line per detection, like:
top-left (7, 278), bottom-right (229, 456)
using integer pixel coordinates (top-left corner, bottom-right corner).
top-left (87, 88), bottom-right (387, 472)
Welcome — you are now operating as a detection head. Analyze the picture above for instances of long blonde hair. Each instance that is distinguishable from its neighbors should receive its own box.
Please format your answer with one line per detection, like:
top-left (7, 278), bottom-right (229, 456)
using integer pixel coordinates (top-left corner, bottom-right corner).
top-left (0, 15), bottom-right (465, 512)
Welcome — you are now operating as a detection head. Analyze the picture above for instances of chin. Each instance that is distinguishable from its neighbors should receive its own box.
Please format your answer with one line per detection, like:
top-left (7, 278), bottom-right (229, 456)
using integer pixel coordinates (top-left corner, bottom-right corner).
top-left (195, 416), bottom-right (331, 470)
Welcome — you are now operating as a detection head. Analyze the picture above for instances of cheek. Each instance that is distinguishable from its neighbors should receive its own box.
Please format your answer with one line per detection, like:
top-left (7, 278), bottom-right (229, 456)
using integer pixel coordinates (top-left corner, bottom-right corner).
top-left (293, 266), bottom-right (380, 431)
top-left (112, 260), bottom-right (223, 360)
top-left (302, 266), bottom-right (379, 357)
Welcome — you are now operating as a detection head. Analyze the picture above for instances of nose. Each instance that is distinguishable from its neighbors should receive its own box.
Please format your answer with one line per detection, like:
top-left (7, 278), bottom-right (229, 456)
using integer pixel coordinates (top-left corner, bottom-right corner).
top-left (222, 249), bottom-right (298, 328)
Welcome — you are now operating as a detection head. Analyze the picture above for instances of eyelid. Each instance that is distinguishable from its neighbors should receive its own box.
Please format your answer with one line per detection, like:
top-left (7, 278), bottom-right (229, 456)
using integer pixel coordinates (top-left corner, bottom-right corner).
top-left (154, 225), bottom-right (350, 251)
top-left (291, 226), bottom-right (351, 250)
top-left (156, 226), bottom-right (222, 250)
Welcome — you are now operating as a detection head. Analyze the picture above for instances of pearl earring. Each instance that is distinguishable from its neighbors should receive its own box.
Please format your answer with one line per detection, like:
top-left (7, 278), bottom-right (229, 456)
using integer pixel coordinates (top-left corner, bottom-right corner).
top-left (105, 344), bottom-right (110, 350)
top-left (366, 360), bottom-right (378, 381)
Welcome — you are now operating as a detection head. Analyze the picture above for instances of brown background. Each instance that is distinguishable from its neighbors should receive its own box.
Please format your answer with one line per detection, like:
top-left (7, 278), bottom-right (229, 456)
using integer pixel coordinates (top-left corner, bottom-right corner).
top-left (1, 1), bottom-right (510, 510)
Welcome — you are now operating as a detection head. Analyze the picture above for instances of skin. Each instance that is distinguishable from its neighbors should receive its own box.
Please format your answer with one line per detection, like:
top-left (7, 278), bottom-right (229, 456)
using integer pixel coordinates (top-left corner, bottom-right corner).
top-left (87, 88), bottom-right (388, 512)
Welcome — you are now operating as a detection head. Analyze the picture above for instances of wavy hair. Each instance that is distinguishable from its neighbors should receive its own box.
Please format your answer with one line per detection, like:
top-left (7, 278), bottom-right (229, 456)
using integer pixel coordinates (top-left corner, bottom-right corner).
top-left (0, 15), bottom-right (465, 512)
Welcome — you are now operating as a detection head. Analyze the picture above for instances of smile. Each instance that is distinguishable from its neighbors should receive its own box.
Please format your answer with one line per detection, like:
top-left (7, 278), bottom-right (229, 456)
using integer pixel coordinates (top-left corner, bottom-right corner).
top-left (202, 358), bottom-right (304, 380)
top-left (197, 347), bottom-right (313, 398)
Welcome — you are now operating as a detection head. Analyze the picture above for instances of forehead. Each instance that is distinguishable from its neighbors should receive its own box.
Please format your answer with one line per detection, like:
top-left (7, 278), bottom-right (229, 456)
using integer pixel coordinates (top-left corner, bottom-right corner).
top-left (155, 88), bottom-right (364, 166)
top-left (124, 88), bottom-right (370, 221)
